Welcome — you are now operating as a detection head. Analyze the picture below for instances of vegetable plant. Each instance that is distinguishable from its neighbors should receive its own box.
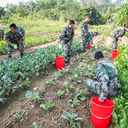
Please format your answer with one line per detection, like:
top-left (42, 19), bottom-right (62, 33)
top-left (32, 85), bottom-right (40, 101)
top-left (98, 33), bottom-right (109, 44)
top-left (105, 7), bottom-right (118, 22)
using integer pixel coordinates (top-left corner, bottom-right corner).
top-left (40, 102), bottom-right (54, 114)
top-left (23, 78), bottom-right (31, 88)
top-left (75, 90), bottom-right (90, 101)
top-left (25, 91), bottom-right (41, 103)
top-left (72, 67), bottom-right (83, 76)
top-left (69, 74), bottom-right (81, 85)
top-left (54, 72), bottom-right (62, 79)
top-left (56, 90), bottom-right (65, 99)
top-left (14, 112), bottom-right (24, 122)
top-left (63, 81), bottom-right (74, 93)
top-left (44, 79), bottom-right (56, 87)
top-left (61, 111), bottom-right (83, 128)
top-left (68, 96), bottom-right (80, 107)
top-left (59, 66), bottom-right (70, 74)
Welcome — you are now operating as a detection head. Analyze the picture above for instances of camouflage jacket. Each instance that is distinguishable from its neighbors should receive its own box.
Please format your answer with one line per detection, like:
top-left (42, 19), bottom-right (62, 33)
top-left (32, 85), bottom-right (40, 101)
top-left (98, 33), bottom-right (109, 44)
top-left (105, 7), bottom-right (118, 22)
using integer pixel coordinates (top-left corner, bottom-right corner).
top-left (0, 28), bottom-right (4, 41)
top-left (111, 27), bottom-right (126, 40)
top-left (81, 20), bottom-right (89, 37)
top-left (59, 25), bottom-right (74, 44)
top-left (96, 58), bottom-right (121, 99)
top-left (5, 25), bottom-right (25, 43)
top-left (89, 31), bottom-right (94, 44)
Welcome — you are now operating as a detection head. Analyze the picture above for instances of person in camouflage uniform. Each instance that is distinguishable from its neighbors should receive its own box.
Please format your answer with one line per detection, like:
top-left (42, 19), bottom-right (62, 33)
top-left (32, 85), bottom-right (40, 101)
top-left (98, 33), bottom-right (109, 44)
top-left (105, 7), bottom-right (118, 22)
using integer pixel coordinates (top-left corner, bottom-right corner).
top-left (81, 16), bottom-right (91, 52)
top-left (89, 31), bottom-right (98, 46)
top-left (5, 24), bottom-right (25, 59)
top-left (111, 26), bottom-right (128, 50)
top-left (85, 51), bottom-right (121, 102)
top-left (59, 20), bottom-right (75, 64)
top-left (0, 28), bottom-right (4, 41)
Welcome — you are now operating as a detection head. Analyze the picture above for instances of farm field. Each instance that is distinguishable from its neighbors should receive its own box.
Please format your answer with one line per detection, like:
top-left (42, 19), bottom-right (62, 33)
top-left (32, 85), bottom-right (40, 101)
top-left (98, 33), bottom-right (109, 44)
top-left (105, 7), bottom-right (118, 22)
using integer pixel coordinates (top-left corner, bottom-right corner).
top-left (0, 24), bottom-right (128, 128)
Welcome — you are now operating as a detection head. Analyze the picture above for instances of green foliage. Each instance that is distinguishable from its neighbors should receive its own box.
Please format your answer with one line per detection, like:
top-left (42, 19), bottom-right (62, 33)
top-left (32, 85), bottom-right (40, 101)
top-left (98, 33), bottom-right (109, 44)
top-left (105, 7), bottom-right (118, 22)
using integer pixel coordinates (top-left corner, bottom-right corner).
top-left (0, 40), bottom-right (81, 104)
top-left (77, 6), bottom-right (106, 25)
top-left (63, 81), bottom-right (74, 93)
top-left (69, 74), bottom-right (81, 85)
top-left (45, 79), bottom-right (56, 87)
top-left (112, 45), bottom-right (128, 127)
top-left (72, 67), bottom-right (83, 76)
top-left (14, 112), bottom-right (24, 122)
top-left (61, 111), bottom-right (83, 128)
top-left (114, 5), bottom-right (128, 26)
top-left (56, 90), bottom-right (65, 99)
top-left (68, 96), bottom-right (80, 107)
top-left (75, 90), bottom-right (90, 101)
top-left (40, 102), bottom-right (54, 114)
top-left (59, 66), bottom-right (70, 74)
top-left (25, 91), bottom-right (41, 103)
top-left (0, 36), bottom-right (55, 55)
top-left (54, 72), bottom-right (62, 79)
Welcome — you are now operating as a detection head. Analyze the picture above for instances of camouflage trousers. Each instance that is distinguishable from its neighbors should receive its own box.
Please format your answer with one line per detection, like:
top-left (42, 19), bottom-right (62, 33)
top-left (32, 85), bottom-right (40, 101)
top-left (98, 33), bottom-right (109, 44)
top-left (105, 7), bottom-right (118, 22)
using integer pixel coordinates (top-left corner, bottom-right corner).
top-left (111, 36), bottom-right (118, 50)
top-left (81, 36), bottom-right (89, 52)
top-left (63, 43), bottom-right (72, 62)
top-left (8, 36), bottom-right (24, 59)
top-left (85, 79), bottom-right (118, 98)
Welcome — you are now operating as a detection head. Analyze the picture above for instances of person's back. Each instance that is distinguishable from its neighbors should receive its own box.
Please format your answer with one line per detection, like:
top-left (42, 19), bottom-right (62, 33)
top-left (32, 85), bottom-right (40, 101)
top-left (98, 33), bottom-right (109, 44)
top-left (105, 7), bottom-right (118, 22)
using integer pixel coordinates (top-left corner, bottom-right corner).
top-left (96, 58), bottom-right (121, 97)
top-left (111, 27), bottom-right (125, 39)
top-left (16, 25), bottom-right (25, 36)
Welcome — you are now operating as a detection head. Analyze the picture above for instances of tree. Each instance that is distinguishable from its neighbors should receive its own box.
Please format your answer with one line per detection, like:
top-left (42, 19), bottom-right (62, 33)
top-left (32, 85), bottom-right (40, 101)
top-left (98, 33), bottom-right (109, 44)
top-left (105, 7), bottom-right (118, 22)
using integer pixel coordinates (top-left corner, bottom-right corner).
top-left (0, 7), bottom-right (5, 18)
top-left (77, 6), bottom-right (106, 25)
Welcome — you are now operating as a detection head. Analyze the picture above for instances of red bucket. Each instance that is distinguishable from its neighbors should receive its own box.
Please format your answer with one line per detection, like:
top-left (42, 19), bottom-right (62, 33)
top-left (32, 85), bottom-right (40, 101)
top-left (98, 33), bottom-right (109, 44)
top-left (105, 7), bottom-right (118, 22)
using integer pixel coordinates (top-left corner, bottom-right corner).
top-left (55, 57), bottom-right (65, 70)
top-left (88, 44), bottom-right (91, 50)
top-left (112, 50), bottom-right (120, 60)
top-left (90, 97), bottom-right (115, 128)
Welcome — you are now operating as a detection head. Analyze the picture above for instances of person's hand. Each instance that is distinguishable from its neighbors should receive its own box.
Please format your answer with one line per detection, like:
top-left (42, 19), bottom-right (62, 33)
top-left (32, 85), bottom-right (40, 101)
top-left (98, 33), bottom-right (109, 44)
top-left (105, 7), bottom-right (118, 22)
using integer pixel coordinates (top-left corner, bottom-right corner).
top-left (68, 42), bottom-right (70, 46)
top-left (19, 45), bottom-right (21, 51)
top-left (99, 98), bottom-right (104, 103)
top-left (84, 34), bottom-right (86, 37)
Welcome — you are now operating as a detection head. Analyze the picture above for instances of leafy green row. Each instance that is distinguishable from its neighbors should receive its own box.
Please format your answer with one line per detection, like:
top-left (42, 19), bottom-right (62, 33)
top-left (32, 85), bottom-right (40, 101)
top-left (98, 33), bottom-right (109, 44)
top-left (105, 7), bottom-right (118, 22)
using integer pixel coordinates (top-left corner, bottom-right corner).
top-left (0, 40), bottom-right (81, 104)
top-left (0, 36), bottom-right (55, 55)
top-left (112, 45), bottom-right (128, 127)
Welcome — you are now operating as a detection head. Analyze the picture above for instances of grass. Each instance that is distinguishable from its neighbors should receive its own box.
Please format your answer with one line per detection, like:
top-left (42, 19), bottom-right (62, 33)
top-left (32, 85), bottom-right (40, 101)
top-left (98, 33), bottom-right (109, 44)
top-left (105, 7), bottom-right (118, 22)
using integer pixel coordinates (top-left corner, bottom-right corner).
top-left (1, 18), bottom-right (67, 35)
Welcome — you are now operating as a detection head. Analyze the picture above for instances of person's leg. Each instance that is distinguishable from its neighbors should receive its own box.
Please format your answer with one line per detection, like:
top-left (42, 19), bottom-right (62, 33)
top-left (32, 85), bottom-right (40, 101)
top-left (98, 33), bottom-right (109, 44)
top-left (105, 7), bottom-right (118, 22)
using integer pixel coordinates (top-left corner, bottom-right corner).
top-left (63, 43), bottom-right (68, 63)
top-left (67, 45), bottom-right (72, 63)
top-left (85, 38), bottom-right (90, 49)
top-left (8, 44), bottom-right (12, 59)
top-left (112, 36), bottom-right (118, 50)
top-left (81, 36), bottom-right (86, 52)
top-left (85, 79), bottom-right (101, 96)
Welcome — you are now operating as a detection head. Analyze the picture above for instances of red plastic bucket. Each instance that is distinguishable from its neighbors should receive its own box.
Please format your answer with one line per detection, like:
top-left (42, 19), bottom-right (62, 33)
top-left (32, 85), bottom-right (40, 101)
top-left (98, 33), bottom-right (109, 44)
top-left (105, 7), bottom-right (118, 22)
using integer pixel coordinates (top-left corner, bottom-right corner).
top-left (112, 50), bottom-right (120, 60)
top-left (90, 97), bottom-right (115, 128)
top-left (88, 44), bottom-right (91, 50)
top-left (55, 57), bottom-right (65, 70)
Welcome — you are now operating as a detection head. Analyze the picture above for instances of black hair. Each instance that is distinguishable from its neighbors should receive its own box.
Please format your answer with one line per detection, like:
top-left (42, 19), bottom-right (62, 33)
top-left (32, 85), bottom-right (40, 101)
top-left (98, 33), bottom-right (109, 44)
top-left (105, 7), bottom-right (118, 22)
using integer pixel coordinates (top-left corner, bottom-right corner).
top-left (94, 31), bottom-right (98, 35)
top-left (94, 51), bottom-right (104, 60)
top-left (87, 15), bottom-right (91, 19)
top-left (10, 23), bottom-right (16, 29)
top-left (69, 20), bottom-right (75, 24)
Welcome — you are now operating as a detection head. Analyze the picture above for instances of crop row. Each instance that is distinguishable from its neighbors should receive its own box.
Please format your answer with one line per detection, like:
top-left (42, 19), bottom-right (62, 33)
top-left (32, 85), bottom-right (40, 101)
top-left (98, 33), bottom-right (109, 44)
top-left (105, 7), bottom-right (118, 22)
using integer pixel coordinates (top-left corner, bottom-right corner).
top-left (0, 36), bottom-right (55, 55)
top-left (112, 45), bottom-right (128, 128)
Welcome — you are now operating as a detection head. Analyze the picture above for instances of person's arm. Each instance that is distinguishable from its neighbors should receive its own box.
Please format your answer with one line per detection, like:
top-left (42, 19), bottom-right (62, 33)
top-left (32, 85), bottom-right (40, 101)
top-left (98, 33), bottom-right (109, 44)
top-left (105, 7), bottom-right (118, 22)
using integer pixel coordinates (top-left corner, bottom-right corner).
top-left (69, 28), bottom-right (74, 44)
top-left (97, 64), bottom-right (109, 101)
top-left (61, 27), bottom-right (69, 42)
top-left (5, 32), bottom-right (14, 47)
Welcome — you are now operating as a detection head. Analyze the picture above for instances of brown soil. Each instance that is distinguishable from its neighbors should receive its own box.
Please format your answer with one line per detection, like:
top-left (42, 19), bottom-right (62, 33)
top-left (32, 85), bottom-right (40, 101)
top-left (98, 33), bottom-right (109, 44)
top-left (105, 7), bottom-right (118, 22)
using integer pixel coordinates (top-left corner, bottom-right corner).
top-left (0, 48), bottom-right (114, 128)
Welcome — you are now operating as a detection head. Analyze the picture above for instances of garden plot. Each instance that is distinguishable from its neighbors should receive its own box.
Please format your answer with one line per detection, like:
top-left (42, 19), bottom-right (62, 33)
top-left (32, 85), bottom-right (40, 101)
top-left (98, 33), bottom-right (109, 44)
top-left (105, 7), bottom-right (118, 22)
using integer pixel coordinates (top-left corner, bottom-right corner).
top-left (0, 45), bottom-right (114, 128)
